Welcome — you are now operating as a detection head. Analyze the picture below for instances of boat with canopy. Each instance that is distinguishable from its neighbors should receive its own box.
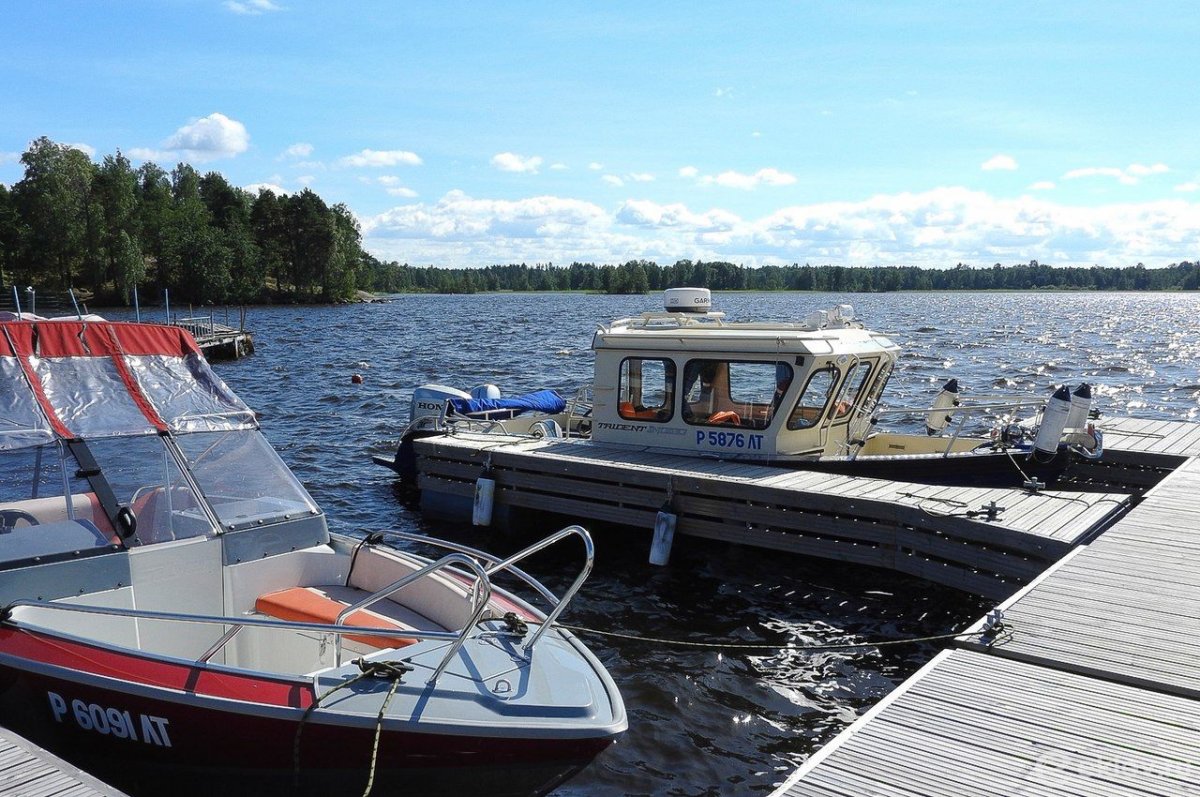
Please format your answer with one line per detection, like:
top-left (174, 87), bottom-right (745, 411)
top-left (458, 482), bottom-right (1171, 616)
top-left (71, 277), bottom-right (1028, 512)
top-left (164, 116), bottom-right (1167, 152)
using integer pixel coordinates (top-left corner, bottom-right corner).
top-left (0, 318), bottom-right (624, 796)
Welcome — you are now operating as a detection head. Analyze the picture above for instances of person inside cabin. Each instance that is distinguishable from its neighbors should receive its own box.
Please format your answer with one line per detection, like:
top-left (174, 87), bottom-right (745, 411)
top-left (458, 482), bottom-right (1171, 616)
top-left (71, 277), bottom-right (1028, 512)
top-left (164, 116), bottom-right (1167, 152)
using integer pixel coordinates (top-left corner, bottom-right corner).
top-left (683, 361), bottom-right (742, 426)
top-left (772, 362), bottom-right (793, 413)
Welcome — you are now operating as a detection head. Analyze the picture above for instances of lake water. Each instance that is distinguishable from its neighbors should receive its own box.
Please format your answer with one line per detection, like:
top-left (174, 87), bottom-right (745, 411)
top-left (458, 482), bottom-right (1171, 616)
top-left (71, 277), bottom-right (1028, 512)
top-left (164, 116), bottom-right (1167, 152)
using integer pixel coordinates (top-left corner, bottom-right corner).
top-left (125, 291), bottom-right (1200, 795)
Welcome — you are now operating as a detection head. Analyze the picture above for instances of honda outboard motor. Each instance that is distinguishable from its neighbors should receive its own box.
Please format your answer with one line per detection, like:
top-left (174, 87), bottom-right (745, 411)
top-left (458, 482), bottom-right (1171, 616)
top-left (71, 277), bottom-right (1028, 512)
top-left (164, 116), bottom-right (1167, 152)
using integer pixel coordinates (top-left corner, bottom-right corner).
top-left (411, 384), bottom-right (472, 422)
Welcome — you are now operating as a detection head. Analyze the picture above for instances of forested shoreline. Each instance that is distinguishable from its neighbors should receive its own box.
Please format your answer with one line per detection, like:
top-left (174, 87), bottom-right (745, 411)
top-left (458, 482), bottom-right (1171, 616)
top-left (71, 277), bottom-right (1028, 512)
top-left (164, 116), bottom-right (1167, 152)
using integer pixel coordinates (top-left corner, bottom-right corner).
top-left (1, 137), bottom-right (1198, 307)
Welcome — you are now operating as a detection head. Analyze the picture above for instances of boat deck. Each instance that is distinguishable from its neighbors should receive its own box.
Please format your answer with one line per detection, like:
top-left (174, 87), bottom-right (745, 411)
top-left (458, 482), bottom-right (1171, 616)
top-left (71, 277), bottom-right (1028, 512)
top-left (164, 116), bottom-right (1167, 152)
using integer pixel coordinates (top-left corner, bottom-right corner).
top-left (772, 428), bottom-right (1200, 796)
top-left (0, 726), bottom-right (129, 796)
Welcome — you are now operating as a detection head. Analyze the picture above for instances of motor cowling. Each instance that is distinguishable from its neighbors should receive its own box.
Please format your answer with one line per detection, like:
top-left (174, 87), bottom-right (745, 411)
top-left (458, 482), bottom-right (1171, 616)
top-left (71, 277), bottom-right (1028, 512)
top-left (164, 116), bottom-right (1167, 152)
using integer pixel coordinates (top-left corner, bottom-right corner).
top-left (1032, 385), bottom-right (1072, 462)
top-left (1065, 382), bottom-right (1091, 429)
top-left (411, 384), bottom-right (471, 422)
top-left (925, 378), bottom-right (960, 435)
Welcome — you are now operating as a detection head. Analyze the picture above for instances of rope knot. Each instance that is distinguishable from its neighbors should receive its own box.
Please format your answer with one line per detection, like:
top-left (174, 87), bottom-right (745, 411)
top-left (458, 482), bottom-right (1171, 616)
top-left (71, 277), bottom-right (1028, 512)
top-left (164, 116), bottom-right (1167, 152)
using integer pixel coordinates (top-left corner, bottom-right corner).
top-left (355, 657), bottom-right (414, 681)
top-left (501, 611), bottom-right (529, 637)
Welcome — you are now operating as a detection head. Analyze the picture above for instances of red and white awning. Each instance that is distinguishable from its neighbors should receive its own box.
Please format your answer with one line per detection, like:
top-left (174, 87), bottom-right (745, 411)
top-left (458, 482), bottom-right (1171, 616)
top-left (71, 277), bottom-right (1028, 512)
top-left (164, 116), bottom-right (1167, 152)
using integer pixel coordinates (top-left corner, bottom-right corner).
top-left (0, 320), bottom-right (256, 450)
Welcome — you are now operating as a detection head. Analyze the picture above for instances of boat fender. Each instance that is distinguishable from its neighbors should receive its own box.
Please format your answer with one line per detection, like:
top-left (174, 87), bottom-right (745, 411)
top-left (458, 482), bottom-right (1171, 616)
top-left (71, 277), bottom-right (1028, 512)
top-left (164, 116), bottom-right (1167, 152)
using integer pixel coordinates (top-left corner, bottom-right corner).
top-left (472, 469), bottom-right (496, 527)
top-left (649, 503), bottom-right (677, 566)
top-left (1065, 383), bottom-right (1091, 429)
top-left (1031, 385), bottom-right (1072, 462)
top-left (925, 379), bottom-right (960, 435)
top-left (530, 419), bottom-right (563, 438)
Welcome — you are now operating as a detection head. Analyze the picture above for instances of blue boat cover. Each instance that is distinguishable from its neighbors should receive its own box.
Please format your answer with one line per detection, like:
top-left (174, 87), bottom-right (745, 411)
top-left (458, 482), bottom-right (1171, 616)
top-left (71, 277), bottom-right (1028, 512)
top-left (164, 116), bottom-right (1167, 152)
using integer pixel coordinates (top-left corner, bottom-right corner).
top-left (447, 389), bottom-right (567, 416)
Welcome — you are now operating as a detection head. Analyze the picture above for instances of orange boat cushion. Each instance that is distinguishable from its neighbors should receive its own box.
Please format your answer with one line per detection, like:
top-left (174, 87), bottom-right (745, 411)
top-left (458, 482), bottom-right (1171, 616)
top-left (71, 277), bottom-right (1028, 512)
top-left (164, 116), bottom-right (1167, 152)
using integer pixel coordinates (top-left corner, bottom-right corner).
top-left (255, 587), bottom-right (418, 650)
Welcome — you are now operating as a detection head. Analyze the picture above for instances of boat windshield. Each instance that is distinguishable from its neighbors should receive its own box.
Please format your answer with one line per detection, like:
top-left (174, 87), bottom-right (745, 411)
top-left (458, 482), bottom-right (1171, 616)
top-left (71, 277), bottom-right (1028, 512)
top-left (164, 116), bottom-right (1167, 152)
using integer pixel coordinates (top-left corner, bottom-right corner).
top-left (0, 434), bottom-right (213, 566)
top-left (174, 430), bottom-right (320, 532)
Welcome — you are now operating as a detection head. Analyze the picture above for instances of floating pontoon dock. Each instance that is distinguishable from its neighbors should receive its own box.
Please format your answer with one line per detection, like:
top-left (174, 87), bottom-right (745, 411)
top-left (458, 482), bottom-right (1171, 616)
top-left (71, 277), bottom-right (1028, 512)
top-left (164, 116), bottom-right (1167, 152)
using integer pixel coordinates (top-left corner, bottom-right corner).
top-left (0, 726), bottom-right (129, 796)
top-left (772, 451), bottom-right (1200, 796)
top-left (170, 313), bottom-right (254, 360)
top-left (413, 417), bottom-right (1195, 600)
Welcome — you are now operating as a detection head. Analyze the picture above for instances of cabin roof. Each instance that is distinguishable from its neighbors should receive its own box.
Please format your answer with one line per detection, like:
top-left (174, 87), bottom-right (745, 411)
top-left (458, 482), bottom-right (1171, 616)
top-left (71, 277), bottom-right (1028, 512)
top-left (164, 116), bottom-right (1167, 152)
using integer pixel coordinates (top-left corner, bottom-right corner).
top-left (594, 318), bottom-right (900, 357)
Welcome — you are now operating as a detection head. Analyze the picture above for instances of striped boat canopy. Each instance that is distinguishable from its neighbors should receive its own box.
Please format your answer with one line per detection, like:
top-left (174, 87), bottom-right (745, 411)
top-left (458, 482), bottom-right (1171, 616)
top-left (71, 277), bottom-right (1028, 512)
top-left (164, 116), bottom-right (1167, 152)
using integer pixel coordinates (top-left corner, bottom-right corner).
top-left (0, 320), bottom-right (256, 451)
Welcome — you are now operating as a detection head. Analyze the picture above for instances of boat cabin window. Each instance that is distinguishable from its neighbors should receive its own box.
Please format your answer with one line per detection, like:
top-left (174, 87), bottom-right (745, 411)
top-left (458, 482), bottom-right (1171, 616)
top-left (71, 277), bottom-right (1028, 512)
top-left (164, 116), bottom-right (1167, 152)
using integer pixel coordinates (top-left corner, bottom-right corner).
top-left (682, 359), bottom-right (793, 429)
top-left (831, 360), bottom-right (874, 421)
top-left (787, 367), bottom-right (839, 430)
top-left (176, 431), bottom-right (320, 532)
top-left (618, 358), bottom-right (675, 422)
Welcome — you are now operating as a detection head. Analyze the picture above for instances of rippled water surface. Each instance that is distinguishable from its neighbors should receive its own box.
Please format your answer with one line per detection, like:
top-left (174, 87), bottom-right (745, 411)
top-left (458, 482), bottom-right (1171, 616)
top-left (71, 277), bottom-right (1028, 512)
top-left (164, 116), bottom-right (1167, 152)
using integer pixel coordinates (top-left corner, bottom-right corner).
top-left (126, 291), bottom-right (1200, 795)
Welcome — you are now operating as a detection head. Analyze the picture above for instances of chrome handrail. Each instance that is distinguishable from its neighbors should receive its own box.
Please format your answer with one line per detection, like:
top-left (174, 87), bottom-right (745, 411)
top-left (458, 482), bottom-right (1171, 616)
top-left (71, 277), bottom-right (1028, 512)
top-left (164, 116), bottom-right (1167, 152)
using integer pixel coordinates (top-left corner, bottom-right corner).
top-left (371, 525), bottom-right (594, 653)
top-left (333, 552), bottom-right (491, 683)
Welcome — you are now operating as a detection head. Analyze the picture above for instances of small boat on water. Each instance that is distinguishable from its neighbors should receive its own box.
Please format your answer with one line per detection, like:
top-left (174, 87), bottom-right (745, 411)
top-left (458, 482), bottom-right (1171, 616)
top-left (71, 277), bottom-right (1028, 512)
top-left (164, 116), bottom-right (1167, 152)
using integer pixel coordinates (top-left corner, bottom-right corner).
top-left (377, 288), bottom-right (1102, 488)
top-left (0, 318), bottom-right (624, 796)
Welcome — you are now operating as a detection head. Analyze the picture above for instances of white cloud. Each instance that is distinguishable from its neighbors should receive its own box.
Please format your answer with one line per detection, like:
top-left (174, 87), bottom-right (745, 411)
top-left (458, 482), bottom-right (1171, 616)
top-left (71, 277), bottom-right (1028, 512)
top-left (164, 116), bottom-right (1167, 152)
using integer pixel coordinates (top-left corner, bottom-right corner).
top-left (588, 162), bottom-right (603, 171)
top-left (387, 187), bottom-right (419, 198)
top-left (714, 87), bottom-right (733, 98)
top-left (0, 151), bottom-right (19, 165)
top-left (339, 149), bottom-right (422, 168)
top-left (139, 113), bottom-right (250, 163)
top-left (1064, 163), bottom-right (1169, 185)
top-left (693, 167), bottom-right (797, 190)
top-left (628, 172), bottom-right (655, 183)
top-left (1029, 181), bottom-right (1056, 191)
top-left (224, 0), bottom-right (282, 14)
top-left (981, 154), bottom-right (1018, 171)
top-left (1176, 182), bottom-right (1199, 193)
top-left (550, 163), bottom-right (568, 171)
top-left (491, 152), bottom-right (543, 174)
top-left (282, 142), bottom-right (313, 158)
top-left (244, 182), bottom-right (288, 195)
top-left (601, 175), bottom-right (624, 187)
top-left (296, 175), bottom-right (314, 186)
top-left (361, 186), bottom-right (1200, 269)
top-left (678, 166), bottom-right (699, 179)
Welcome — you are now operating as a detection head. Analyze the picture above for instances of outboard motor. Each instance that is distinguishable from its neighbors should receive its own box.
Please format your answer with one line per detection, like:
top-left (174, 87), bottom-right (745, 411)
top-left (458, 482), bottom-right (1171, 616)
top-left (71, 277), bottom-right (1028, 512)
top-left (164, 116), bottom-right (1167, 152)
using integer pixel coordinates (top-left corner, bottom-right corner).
top-left (411, 384), bottom-right (472, 422)
top-left (1032, 385), bottom-right (1072, 462)
top-left (1065, 383), bottom-right (1092, 429)
top-left (470, 384), bottom-right (502, 401)
top-left (925, 379), bottom-right (960, 435)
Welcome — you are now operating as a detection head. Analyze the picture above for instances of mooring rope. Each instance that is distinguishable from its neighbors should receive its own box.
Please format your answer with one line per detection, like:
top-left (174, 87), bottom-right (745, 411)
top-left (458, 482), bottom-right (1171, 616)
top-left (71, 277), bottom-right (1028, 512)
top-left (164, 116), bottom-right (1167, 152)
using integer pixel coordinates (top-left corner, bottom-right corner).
top-left (536, 620), bottom-right (1010, 652)
top-left (293, 657), bottom-right (414, 796)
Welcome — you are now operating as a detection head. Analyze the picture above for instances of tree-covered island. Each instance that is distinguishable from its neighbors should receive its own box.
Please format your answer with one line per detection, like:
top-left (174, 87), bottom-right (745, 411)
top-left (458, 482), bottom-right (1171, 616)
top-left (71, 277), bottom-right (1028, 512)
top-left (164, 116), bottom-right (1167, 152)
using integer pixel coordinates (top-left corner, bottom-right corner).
top-left (1, 137), bottom-right (1198, 306)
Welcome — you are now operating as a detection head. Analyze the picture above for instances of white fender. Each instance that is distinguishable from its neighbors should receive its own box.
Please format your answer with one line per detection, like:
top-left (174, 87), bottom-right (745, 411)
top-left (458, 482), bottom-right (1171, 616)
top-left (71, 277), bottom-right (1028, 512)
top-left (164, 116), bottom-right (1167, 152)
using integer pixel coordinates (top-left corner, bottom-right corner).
top-left (1032, 385), bottom-right (1072, 462)
top-left (925, 378), bottom-right (960, 435)
top-left (1065, 382), bottom-right (1091, 429)
top-left (470, 384), bottom-right (502, 401)
top-left (472, 476), bottom-right (496, 526)
top-left (649, 506), bottom-right (677, 566)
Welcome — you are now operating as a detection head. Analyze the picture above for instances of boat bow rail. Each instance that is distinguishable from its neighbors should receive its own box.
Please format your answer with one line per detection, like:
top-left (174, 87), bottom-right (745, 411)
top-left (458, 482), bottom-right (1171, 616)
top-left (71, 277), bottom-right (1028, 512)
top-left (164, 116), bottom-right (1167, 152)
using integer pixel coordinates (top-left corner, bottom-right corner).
top-left (0, 525), bottom-right (597, 685)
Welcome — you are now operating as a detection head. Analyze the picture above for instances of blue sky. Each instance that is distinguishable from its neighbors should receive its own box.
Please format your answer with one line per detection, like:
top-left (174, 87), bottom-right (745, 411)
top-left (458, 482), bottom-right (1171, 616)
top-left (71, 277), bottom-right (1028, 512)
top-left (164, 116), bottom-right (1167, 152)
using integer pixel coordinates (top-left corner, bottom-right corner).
top-left (3, 1), bottom-right (1199, 268)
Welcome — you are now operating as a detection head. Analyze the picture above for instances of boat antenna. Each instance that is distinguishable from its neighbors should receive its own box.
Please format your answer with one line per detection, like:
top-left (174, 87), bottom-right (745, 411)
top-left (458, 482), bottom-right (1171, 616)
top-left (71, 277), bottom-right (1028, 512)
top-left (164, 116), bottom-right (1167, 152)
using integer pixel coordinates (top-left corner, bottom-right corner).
top-left (68, 288), bottom-right (82, 319)
top-left (11, 286), bottom-right (21, 319)
top-left (133, 284), bottom-right (141, 322)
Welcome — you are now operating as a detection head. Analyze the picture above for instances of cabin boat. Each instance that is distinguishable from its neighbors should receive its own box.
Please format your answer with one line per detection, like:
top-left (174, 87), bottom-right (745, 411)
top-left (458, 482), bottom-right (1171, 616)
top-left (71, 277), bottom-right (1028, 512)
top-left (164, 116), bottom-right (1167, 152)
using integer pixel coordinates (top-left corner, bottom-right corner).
top-left (0, 318), bottom-right (624, 796)
top-left (378, 289), bottom-right (1101, 488)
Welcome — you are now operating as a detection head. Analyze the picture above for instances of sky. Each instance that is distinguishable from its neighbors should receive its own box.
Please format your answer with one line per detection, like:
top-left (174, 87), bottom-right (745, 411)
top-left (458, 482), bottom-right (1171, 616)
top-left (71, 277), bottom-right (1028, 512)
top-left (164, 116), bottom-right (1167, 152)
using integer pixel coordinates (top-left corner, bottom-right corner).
top-left (3, 1), bottom-right (1200, 269)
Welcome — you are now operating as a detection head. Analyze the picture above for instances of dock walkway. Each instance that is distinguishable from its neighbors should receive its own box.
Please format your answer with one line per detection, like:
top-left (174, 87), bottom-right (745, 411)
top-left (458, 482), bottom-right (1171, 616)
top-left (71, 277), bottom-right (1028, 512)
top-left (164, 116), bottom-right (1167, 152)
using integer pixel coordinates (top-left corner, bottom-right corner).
top-left (416, 426), bottom-right (1144, 599)
top-left (0, 726), bottom-right (129, 796)
top-left (772, 441), bottom-right (1200, 796)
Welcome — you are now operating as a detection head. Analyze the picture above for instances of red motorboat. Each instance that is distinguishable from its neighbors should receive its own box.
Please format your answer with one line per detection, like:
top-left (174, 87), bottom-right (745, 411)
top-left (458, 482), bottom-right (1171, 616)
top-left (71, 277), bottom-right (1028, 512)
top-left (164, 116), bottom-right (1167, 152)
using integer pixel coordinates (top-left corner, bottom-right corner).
top-left (0, 318), bottom-right (624, 796)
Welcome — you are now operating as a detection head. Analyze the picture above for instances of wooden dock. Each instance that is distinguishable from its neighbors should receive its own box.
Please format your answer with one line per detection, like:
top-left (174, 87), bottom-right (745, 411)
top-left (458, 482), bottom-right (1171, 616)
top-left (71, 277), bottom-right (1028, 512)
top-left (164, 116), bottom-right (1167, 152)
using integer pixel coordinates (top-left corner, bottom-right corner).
top-left (771, 432), bottom-right (1200, 796)
top-left (0, 726), bottom-right (129, 796)
top-left (171, 314), bottom-right (254, 360)
top-left (412, 422), bottom-right (1180, 599)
